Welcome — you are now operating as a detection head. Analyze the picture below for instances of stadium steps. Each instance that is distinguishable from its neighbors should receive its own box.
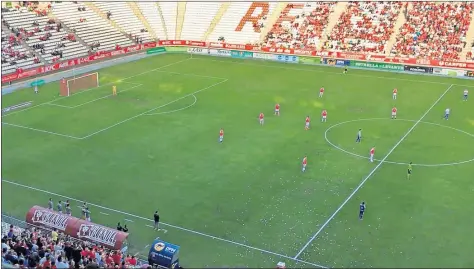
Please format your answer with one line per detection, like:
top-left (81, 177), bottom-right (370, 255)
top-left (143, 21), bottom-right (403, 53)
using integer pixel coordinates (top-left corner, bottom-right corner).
top-left (385, 3), bottom-right (411, 56)
top-left (202, 3), bottom-right (231, 41)
top-left (47, 13), bottom-right (89, 49)
top-left (258, 2), bottom-right (287, 42)
top-left (128, 2), bottom-right (157, 40)
top-left (84, 2), bottom-right (133, 42)
top-left (155, 3), bottom-right (169, 39)
top-left (317, 2), bottom-right (348, 50)
top-left (460, 14), bottom-right (474, 61)
top-left (175, 2), bottom-right (187, 40)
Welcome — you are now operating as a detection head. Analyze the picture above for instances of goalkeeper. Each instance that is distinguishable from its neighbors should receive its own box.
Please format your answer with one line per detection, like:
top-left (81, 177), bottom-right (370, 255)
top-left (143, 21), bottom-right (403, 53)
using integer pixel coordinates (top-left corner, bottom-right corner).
top-left (112, 85), bottom-right (117, 96)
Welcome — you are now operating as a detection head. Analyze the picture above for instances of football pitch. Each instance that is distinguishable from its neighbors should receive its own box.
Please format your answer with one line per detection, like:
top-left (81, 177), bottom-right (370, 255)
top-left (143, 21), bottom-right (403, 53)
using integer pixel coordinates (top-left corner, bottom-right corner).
top-left (2, 53), bottom-right (474, 268)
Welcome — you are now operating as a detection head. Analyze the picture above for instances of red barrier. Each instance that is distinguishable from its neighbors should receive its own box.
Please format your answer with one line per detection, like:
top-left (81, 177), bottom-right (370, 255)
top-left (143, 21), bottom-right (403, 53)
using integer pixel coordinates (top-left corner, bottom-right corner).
top-left (26, 206), bottom-right (128, 250)
top-left (4, 40), bottom-right (474, 84)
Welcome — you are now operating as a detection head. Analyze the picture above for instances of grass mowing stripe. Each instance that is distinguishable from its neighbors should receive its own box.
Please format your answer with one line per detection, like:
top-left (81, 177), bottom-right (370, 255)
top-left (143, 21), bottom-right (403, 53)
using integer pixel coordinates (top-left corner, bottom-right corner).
top-left (2, 179), bottom-right (328, 268)
top-left (293, 84), bottom-right (454, 259)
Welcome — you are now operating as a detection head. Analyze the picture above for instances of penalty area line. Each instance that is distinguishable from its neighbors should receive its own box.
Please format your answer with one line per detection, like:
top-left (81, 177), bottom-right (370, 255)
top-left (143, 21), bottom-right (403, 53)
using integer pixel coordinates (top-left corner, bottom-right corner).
top-left (2, 179), bottom-right (328, 268)
top-left (2, 122), bottom-right (82, 140)
top-left (293, 84), bottom-right (454, 259)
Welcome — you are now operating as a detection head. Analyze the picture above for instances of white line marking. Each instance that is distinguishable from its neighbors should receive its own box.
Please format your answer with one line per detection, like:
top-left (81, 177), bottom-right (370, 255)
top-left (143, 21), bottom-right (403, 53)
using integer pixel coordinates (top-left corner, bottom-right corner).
top-left (124, 218), bottom-right (134, 222)
top-left (134, 252), bottom-right (139, 256)
top-left (45, 103), bottom-right (72, 108)
top-left (144, 94), bottom-right (197, 116)
top-left (145, 224), bottom-right (154, 228)
top-left (2, 179), bottom-right (327, 268)
top-left (100, 212), bottom-right (109, 216)
top-left (193, 57), bottom-right (455, 86)
top-left (2, 58), bottom-right (191, 118)
top-left (2, 122), bottom-right (82, 140)
top-left (324, 118), bottom-right (474, 166)
top-left (293, 84), bottom-right (454, 259)
top-left (80, 79), bottom-right (228, 139)
top-left (144, 245), bottom-right (150, 249)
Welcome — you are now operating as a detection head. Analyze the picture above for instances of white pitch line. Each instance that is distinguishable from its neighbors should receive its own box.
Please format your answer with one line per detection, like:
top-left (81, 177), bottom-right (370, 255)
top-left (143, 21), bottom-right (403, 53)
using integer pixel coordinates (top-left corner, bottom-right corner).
top-left (144, 94), bottom-right (197, 116)
top-left (2, 179), bottom-right (327, 268)
top-left (80, 79), bottom-right (228, 139)
top-left (2, 122), bottom-right (82, 140)
top-left (124, 218), bottom-right (134, 222)
top-left (145, 224), bottom-right (154, 228)
top-left (144, 245), bottom-right (150, 249)
top-left (193, 57), bottom-right (456, 86)
top-left (293, 84), bottom-right (454, 259)
top-left (2, 58), bottom-right (191, 118)
top-left (100, 212), bottom-right (110, 216)
top-left (45, 103), bottom-right (72, 108)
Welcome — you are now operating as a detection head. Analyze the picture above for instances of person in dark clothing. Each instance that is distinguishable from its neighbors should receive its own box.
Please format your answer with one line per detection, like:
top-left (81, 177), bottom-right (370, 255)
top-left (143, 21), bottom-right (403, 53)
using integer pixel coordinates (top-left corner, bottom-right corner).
top-left (116, 222), bottom-right (123, 231)
top-left (72, 245), bottom-right (82, 264)
top-left (153, 211), bottom-right (160, 230)
top-left (123, 225), bottom-right (128, 233)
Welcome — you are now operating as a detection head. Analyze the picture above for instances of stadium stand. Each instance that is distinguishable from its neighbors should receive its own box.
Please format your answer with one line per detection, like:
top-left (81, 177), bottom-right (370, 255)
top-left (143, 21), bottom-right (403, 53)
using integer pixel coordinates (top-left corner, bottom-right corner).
top-left (3, 1), bottom-right (474, 77)
top-left (326, 2), bottom-right (403, 53)
top-left (263, 2), bottom-right (336, 50)
top-left (51, 2), bottom-right (134, 53)
top-left (93, 2), bottom-right (154, 43)
top-left (137, 2), bottom-right (167, 40)
top-left (391, 2), bottom-right (474, 60)
top-left (208, 2), bottom-right (277, 44)
top-left (181, 2), bottom-right (220, 41)
top-left (160, 2), bottom-right (178, 40)
top-left (1, 215), bottom-right (147, 268)
top-left (2, 7), bottom-right (89, 64)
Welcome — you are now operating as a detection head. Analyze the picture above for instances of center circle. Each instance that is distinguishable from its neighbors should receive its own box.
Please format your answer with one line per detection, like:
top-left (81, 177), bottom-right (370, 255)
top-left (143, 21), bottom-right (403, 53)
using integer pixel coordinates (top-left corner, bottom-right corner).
top-left (324, 118), bottom-right (474, 167)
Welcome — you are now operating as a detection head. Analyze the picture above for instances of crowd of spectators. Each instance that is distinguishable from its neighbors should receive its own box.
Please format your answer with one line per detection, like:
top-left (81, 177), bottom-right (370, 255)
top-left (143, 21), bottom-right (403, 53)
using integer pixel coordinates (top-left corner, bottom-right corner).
top-left (2, 221), bottom-right (148, 269)
top-left (263, 2), bottom-right (335, 49)
top-left (326, 2), bottom-right (403, 53)
top-left (391, 2), bottom-right (474, 60)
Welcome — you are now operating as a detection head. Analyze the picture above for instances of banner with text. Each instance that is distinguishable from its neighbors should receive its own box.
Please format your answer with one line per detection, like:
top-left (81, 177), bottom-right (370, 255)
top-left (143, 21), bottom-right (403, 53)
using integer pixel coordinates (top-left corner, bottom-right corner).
top-left (146, 47), bottom-right (166, 55)
top-left (432, 68), bottom-right (466, 77)
top-left (351, 61), bottom-right (404, 71)
top-left (404, 65), bottom-right (433, 74)
top-left (231, 50), bottom-right (253, 59)
top-left (187, 47), bottom-right (209, 55)
top-left (165, 47), bottom-right (188, 52)
top-left (276, 54), bottom-right (298, 63)
top-left (324, 58), bottom-right (350, 66)
top-left (209, 49), bottom-right (231, 57)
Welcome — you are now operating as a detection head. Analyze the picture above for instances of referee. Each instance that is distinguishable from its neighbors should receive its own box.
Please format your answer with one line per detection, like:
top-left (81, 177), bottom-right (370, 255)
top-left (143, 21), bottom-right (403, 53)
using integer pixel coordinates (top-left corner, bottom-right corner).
top-left (153, 211), bottom-right (160, 231)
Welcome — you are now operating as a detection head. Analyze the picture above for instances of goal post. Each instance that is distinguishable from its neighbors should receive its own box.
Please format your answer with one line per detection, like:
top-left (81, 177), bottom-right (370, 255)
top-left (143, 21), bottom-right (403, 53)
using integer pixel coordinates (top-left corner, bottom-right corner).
top-left (59, 72), bottom-right (100, 96)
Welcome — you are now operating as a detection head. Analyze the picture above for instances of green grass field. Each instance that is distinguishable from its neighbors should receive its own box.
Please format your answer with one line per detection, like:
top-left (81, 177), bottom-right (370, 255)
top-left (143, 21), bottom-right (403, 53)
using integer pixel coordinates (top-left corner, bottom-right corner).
top-left (2, 53), bottom-right (474, 268)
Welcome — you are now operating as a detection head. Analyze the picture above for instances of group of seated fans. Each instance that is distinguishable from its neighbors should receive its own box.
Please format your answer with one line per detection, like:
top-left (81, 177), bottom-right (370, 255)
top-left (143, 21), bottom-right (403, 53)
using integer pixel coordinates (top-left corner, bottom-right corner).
top-left (1, 222), bottom-right (149, 269)
top-left (2, 1), bottom-right (474, 75)
top-left (392, 2), bottom-right (474, 60)
top-left (327, 2), bottom-right (403, 53)
top-left (264, 2), bottom-right (335, 50)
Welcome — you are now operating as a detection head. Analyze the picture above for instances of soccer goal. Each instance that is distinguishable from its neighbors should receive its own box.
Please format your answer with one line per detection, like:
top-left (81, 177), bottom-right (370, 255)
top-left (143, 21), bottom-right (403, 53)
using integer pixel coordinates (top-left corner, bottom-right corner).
top-left (59, 72), bottom-right (99, 96)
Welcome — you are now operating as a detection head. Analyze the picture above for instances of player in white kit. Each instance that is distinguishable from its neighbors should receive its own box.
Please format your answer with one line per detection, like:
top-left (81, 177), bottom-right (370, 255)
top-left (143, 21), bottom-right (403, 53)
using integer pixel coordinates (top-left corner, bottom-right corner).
top-left (444, 108), bottom-right (450, 120)
top-left (464, 89), bottom-right (468, 101)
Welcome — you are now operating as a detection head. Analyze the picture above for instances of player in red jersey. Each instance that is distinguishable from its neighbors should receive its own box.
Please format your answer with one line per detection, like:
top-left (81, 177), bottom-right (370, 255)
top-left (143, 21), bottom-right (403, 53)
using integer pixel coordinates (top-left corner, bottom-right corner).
top-left (319, 87), bottom-right (325, 98)
top-left (305, 116), bottom-right (310, 130)
top-left (219, 128), bottom-right (224, 143)
top-left (391, 107), bottom-right (397, 119)
top-left (369, 147), bottom-right (375, 162)
top-left (259, 112), bottom-right (264, 125)
top-left (321, 109), bottom-right (327, 122)
top-left (393, 88), bottom-right (398, 100)
top-left (275, 103), bottom-right (280, 116)
top-left (302, 156), bottom-right (307, 172)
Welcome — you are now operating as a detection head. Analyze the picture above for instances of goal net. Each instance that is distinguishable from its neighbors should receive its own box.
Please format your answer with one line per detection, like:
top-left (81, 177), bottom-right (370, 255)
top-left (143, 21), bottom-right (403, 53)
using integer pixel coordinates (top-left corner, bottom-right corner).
top-left (59, 72), bottom-right (99, 96)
